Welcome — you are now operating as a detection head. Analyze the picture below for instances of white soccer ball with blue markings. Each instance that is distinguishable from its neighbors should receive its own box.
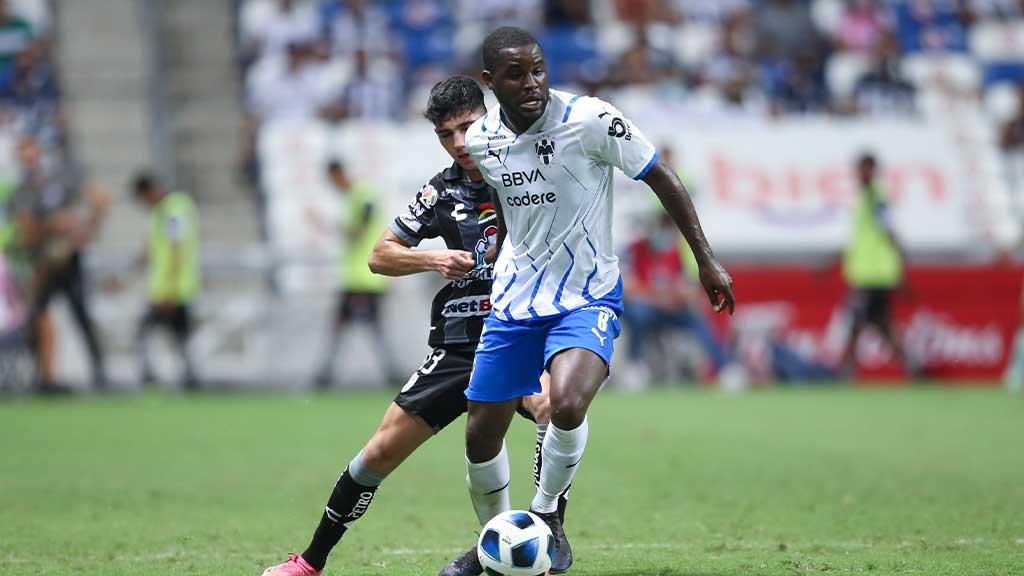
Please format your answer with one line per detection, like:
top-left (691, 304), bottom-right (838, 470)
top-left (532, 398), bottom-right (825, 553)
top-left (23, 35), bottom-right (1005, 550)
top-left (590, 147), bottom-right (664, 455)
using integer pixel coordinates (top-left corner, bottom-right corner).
top-left (477, 510), bottom-right (553, 576)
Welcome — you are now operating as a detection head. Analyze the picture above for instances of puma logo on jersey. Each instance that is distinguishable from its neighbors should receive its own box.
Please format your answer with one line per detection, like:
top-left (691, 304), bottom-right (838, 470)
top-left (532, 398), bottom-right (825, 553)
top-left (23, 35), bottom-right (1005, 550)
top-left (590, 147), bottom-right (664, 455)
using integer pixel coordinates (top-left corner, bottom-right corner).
top-left (591, 328), bottom-right (608, 346)
top-left (501, 169), bottom-right (547, 188)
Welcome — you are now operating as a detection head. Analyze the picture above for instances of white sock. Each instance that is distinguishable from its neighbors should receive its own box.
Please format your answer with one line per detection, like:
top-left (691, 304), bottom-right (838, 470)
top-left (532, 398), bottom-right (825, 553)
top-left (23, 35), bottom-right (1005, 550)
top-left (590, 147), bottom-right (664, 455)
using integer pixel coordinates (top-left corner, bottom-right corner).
top-left (531, 417), bottom-right (588, 514)
top-left (467, 442), bottom-right (511, 526)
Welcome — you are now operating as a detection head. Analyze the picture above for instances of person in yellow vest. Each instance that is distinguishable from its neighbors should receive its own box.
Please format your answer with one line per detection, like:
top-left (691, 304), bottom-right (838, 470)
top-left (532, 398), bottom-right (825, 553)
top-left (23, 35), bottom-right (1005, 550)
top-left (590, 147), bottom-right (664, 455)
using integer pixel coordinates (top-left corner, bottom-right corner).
top-left (838, 153), bottom-right (915, 377)
top-left (0, 179), bottom-right (16, 253)
top-left (131, 172), bottom-right (200, 390)
top-left (313, 160), bottom-right (399, 388)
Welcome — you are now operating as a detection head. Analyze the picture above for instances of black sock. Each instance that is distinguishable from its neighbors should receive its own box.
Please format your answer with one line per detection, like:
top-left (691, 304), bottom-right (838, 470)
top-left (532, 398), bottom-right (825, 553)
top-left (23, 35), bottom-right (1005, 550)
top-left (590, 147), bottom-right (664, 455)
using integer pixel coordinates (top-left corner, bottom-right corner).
top-left (533, 426), bottom-right (544, 489)
top-left (301, 467), bottom-right (380, 570)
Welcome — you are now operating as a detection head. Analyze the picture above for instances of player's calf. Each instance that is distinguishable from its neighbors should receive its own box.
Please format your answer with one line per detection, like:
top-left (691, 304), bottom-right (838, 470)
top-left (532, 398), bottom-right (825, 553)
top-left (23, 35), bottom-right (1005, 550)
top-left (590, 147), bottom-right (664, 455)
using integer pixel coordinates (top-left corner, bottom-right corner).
top-left (299, 450), bottom-right (388, 571)
top-left (534, 423), bottom-right (572, 525)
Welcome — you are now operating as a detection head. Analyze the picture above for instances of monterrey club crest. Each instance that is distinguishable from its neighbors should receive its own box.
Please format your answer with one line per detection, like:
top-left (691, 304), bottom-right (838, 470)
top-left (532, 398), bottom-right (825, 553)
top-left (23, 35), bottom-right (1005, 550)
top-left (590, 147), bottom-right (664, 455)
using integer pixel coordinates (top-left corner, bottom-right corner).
top-left (535, 138), bottom-right (555, 165)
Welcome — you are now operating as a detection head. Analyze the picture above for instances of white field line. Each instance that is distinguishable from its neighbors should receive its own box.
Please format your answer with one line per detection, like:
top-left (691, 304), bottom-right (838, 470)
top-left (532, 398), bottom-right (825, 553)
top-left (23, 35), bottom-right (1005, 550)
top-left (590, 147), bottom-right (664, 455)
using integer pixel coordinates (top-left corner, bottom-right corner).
top-left (5, 538), bottom-right (1019, 565)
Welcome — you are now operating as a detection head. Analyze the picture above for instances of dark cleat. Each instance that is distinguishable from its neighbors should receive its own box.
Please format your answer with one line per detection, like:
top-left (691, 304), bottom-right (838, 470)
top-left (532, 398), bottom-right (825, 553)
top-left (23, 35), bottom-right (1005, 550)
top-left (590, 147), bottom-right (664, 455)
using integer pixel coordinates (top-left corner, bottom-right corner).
top-left (532, 509), bottom-right (572, 574)
top-left (438, 545), bottom-right (483, 576)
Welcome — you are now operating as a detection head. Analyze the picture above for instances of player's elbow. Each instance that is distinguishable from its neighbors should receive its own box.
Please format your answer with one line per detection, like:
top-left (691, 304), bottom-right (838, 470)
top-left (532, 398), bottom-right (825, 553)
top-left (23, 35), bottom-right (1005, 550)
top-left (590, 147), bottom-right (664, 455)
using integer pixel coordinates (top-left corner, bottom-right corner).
top-left (367, 247), bottom-right (389, 276)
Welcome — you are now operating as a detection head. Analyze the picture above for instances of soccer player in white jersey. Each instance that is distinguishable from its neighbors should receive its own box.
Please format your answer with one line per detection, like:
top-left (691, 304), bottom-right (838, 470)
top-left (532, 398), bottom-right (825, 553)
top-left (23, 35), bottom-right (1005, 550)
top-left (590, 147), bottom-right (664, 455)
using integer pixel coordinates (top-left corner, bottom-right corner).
top-left (439, 27), bottom-right (735, 576)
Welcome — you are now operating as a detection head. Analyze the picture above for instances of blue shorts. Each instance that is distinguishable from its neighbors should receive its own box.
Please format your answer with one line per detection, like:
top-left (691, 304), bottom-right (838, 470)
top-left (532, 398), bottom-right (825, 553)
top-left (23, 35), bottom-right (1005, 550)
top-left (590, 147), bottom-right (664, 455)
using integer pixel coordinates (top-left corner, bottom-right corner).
top-left (466, 281), bottom-right (623, 403)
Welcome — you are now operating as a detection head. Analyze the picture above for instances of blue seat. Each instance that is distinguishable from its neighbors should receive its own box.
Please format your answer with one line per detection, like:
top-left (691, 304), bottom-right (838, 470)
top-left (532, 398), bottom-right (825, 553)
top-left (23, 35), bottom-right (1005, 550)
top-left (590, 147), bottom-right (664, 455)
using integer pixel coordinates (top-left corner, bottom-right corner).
top-left (399, 27), bottom-right (455, 72)
top-left (537, 26), bottom-right (599, 85)
top-left (984, 62), bottom-right (1024, 87)
top-left (893, 0), bottom-right (967, 53)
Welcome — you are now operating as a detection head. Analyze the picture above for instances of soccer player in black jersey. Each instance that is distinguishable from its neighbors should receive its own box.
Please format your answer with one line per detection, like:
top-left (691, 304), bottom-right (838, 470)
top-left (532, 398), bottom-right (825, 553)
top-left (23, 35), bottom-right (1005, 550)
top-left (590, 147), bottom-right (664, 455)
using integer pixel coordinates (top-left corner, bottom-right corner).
top-left (260, 76), bottom-right (566, 576)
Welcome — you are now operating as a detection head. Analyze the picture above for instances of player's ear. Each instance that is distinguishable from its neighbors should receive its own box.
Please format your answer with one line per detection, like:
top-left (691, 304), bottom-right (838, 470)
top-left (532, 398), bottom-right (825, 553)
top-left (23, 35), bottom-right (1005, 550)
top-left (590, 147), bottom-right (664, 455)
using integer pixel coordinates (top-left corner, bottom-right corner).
top-left (481, 70), bottom-right (494, 91)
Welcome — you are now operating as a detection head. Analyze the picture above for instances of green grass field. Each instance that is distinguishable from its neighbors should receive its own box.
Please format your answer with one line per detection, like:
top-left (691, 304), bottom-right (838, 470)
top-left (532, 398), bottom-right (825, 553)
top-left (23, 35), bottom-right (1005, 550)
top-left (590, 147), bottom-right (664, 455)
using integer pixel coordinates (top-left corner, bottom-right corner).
top-left (1, 387), bottom-right (1022, 575)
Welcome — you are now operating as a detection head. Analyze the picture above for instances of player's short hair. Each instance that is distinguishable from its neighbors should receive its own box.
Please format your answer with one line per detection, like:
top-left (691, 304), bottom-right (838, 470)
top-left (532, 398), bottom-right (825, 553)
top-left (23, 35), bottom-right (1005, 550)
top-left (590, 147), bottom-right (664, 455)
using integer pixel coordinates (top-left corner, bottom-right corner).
top-left (858, 152), bottom-right (877, 167)
top-left (481, 26), bottom-right (540, 71)
top-left (326, 159), bottom-right (344, 174)
top-left (423, 75), bottom-right (485, 126)
top-left (131, 171), bottom-right (159, 197)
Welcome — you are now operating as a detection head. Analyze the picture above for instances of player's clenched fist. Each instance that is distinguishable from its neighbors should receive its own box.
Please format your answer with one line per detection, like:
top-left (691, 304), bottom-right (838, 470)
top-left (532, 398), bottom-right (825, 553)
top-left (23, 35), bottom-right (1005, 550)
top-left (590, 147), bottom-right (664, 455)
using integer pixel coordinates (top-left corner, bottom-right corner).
top-left (433, 250), bottom-right (475, 280)
top-left (698, 257), bottom-right (735, 315)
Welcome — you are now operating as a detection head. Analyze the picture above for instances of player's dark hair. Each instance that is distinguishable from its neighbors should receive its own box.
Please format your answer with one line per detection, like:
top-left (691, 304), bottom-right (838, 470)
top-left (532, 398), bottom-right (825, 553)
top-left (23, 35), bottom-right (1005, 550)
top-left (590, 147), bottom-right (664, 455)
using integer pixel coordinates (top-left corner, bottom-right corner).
top-left (131, 171), bottom-right (158, 197)
top-left (423, 75), bottom-right (485, 126)
top-left (326, 159), bottom-right (344, 174)
top-left (858, 152), bottom-right (877, 167)
top-left (481, 26), bottom-right (540, 71)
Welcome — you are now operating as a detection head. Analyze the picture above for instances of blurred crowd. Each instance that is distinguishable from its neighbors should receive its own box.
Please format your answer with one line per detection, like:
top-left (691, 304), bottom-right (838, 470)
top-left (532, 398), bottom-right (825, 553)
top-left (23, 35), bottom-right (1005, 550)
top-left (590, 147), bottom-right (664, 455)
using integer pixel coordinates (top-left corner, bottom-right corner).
top-left (0, 2), bottom-right (200, 396)
top-left (0, 0), bottom-right (110, 394)
top-left (237, 0), bottom-right (1024, 129)
top-left (235, 0), bottom-right (1024, 390)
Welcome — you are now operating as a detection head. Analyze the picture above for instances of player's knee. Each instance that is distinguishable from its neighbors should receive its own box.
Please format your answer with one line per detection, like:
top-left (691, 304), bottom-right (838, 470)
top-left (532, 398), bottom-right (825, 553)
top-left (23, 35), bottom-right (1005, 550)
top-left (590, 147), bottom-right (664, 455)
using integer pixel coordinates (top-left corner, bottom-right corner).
top-left (550, 395), bottom-right (587, 429)
top-left (465, 420), bottom-right (503, 463)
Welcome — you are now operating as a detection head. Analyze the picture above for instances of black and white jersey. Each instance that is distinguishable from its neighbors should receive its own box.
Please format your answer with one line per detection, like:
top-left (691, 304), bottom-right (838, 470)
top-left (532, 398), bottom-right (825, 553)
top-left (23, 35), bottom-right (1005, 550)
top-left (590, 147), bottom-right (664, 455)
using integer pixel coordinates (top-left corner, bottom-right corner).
top-left (390, 163), bottom-right (497, 348)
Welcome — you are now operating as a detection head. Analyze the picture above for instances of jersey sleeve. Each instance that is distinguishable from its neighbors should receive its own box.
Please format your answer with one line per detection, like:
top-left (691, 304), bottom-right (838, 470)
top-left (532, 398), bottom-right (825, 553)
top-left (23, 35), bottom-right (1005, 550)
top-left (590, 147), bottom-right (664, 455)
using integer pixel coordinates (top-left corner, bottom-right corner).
top-left (580, 99), bottom-right (659, 180)
top-left (390, 180), bottom-right (441, 246)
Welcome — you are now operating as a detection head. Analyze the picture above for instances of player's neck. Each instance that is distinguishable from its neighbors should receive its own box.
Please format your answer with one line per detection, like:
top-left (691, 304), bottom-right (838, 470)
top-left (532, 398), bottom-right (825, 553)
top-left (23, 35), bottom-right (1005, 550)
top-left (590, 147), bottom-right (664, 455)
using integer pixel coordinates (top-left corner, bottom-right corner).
top-left (500, 108), bottom-right (537, 135)
top-left (466, 168), bottom-right (484, 182)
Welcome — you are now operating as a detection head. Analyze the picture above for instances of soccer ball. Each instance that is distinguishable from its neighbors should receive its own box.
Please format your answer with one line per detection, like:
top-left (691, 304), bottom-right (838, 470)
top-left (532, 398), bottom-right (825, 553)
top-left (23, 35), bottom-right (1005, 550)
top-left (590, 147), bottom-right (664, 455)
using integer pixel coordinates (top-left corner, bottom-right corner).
top-left (477, 510), bottom-right (553, 576)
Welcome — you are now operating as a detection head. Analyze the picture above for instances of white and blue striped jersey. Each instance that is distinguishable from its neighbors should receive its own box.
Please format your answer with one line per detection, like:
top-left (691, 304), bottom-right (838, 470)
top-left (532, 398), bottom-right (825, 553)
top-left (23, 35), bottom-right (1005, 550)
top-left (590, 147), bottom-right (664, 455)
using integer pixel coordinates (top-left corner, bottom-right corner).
top-left (466, 89), bottom-right (659, 321)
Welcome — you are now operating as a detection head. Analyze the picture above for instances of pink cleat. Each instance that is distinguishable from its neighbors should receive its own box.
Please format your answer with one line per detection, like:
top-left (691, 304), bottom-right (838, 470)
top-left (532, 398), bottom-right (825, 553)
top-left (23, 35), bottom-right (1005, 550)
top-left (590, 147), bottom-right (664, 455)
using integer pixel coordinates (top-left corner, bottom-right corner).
top-left (261, 554), bottom-right (321, 576)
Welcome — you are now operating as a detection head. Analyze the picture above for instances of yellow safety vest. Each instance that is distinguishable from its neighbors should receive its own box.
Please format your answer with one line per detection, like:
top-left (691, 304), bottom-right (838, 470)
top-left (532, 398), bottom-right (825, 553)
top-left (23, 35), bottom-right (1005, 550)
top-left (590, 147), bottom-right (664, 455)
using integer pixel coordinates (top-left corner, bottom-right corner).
top-left (148, 192), bottom-right (200, 303)
top-left (341, 182), bottom-right (388, 292)
top-left (843, 184), bottom-right (902, 288)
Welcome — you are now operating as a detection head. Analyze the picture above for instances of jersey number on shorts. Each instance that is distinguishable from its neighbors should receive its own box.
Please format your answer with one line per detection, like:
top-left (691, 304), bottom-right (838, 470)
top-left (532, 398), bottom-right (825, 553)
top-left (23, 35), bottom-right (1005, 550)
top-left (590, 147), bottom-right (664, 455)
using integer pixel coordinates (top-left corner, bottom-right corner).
top-left (402, 349), bottom-right (447, 393)
top-left (591, 310), bottom-right (611, 346)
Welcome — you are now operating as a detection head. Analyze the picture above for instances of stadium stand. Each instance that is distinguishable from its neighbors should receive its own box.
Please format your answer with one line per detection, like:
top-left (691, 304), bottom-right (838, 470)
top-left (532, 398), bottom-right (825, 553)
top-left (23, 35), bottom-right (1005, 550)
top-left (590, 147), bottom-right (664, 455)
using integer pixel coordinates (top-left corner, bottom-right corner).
top-left (224, 0), bottom-right (1024, 388)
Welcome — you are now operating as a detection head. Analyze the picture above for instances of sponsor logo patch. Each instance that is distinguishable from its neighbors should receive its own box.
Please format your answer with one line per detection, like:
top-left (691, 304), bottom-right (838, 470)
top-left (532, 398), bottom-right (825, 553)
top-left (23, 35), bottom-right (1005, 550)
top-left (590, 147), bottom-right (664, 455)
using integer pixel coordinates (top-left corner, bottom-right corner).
top-left (419, 184), bottom-right (438, 207)
top-left (398, 212), bottom-right (422, 231)
top-left (442, 295), bottom-right (493, 317)
top-left (505, 191), bottom-right (557, 207)
top-left (501, 169), bottom-right (547, 188)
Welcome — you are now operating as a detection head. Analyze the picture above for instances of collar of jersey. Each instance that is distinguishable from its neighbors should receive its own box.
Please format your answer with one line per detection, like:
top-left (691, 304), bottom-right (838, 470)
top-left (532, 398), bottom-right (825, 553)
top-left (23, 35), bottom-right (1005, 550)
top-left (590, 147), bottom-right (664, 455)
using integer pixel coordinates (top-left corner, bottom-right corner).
top-left (443, 162), bottom-right (490, 191)
top-left (441, 162), bottom-right (463, 182)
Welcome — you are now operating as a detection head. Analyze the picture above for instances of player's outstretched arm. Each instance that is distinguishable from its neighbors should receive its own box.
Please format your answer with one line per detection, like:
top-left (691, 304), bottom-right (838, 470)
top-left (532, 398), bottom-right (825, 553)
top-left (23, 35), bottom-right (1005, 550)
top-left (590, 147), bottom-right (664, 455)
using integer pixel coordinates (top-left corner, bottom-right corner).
top-left (369, 229), bottom-right (475, 280)
top-left (641, 160), bottom-right (735, 315)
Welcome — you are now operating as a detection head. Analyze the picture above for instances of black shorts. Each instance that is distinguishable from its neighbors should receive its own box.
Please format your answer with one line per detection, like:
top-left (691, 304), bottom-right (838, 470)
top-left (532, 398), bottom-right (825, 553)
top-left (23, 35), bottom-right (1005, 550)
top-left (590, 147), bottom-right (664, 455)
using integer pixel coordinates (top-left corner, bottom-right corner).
top-left (141, 304), bottom-right (193, 339)
top-left (337, 291), bottom-right (381, 323)
top-left (850, 288), bottom-right (893, 325)
top-left (393, 345), bottom-right (537, 433)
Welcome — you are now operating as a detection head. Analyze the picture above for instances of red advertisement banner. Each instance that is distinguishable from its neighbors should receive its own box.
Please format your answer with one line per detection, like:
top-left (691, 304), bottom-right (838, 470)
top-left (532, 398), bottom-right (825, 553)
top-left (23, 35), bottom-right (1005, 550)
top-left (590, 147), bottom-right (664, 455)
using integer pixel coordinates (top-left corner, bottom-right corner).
top-left (717, 264), bottom-right (1022, 383)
